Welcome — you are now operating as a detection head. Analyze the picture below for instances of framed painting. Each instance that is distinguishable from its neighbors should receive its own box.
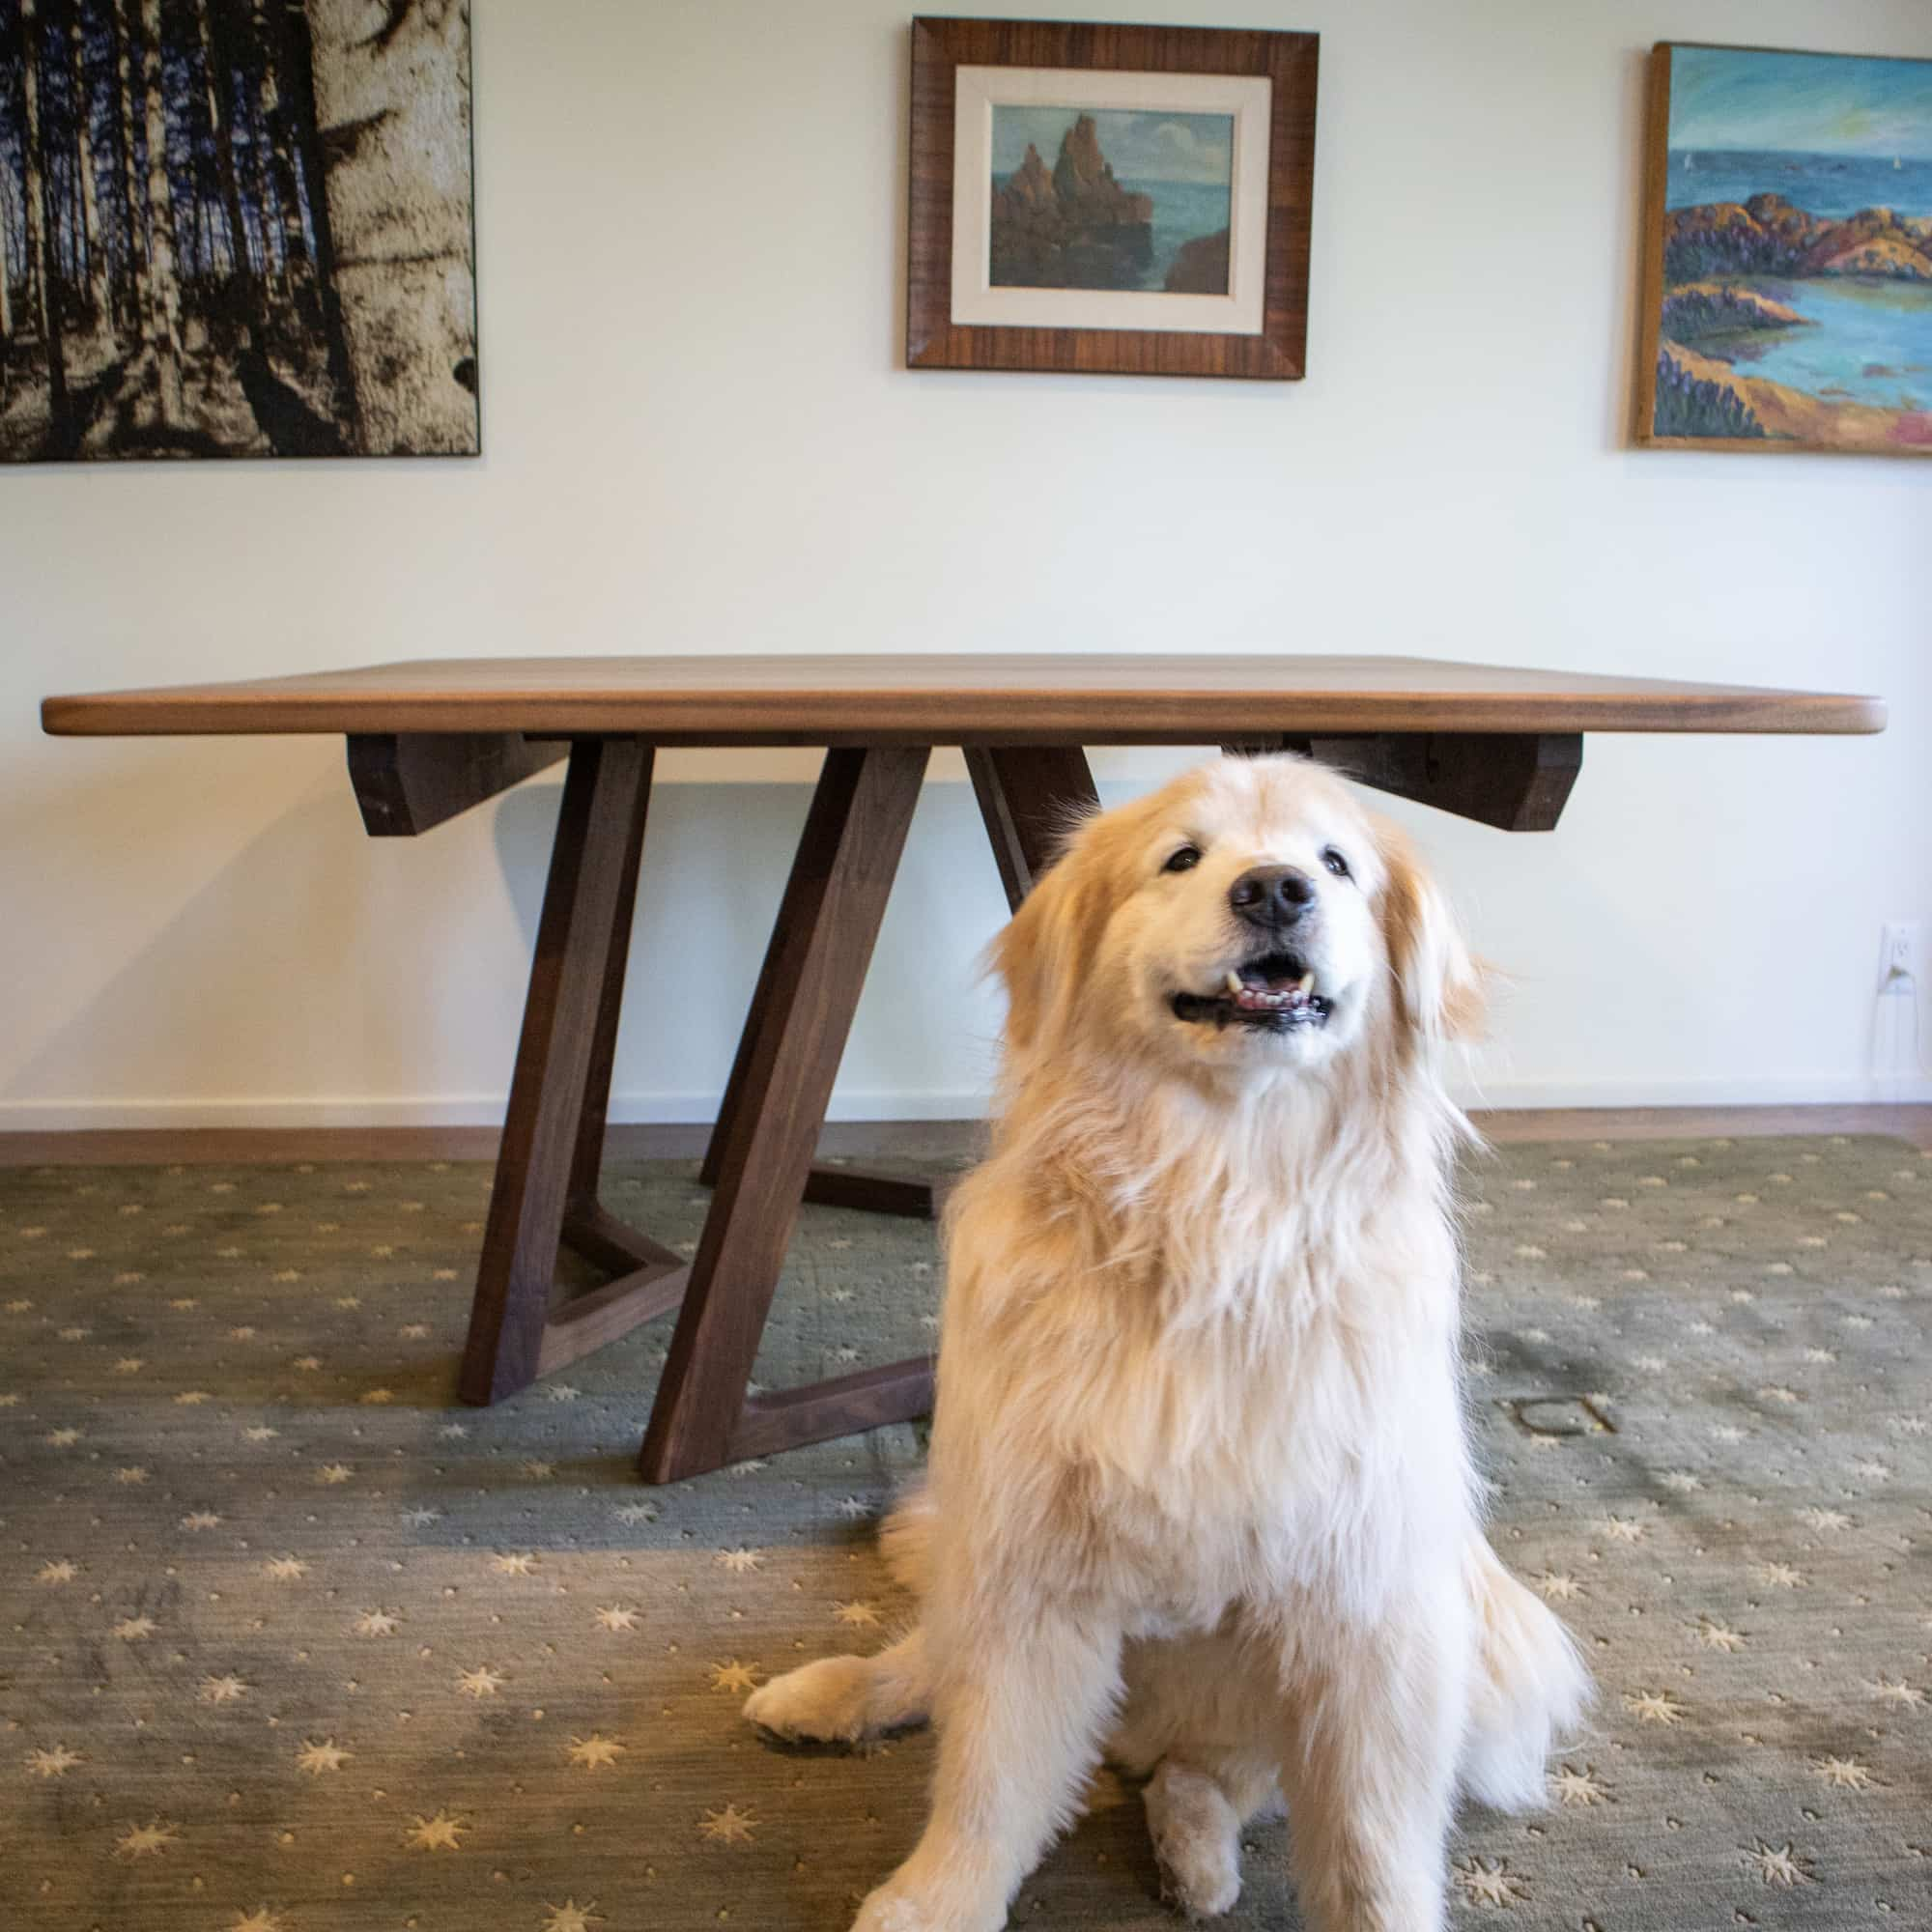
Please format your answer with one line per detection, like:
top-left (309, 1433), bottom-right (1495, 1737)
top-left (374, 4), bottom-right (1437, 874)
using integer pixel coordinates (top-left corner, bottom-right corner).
top-left (907, 17), bottom-right (1318, 379)
top-left (1635, 42), bottom-right (1932, 456)
top-left (0, 0), bottom-right (477, 462)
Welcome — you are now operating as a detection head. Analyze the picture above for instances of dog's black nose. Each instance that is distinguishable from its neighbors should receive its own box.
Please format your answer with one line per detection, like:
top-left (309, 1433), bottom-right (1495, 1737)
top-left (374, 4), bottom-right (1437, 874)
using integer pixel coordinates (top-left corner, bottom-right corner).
top-left (1229, 865), bottom-right (1316, 930)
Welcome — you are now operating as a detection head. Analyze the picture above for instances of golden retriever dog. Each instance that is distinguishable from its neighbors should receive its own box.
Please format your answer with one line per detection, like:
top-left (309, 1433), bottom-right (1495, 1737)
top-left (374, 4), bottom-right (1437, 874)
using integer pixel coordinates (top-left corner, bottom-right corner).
top-left (745, 753), bottom-right (1588, 1932)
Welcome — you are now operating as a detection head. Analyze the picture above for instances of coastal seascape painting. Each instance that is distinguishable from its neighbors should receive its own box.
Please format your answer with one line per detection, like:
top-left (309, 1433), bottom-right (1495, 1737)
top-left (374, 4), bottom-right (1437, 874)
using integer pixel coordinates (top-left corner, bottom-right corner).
top-left (908, 18), bottom-right (1318, 380)
top-left (1637, 43), bottom-right (1932, 455)
top-left (989, 105), bottom-right (1234, 294)
top-left (0, 1), bottom-right (476, 463)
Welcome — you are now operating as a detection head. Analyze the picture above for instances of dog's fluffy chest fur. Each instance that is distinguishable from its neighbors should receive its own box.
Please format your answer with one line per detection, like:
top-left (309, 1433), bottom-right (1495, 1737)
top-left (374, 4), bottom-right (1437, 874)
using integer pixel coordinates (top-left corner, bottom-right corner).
top-left (934, 1091), bottom-right (1476, 1629)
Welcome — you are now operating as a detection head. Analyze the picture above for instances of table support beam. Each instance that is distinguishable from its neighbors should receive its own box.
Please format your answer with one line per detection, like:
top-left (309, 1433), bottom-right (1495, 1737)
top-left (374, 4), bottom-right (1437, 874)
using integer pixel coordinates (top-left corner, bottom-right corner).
top-left (348, 732), bottom-right (569, 837)
top-left (1227, 731), bottom-right (1584, 832)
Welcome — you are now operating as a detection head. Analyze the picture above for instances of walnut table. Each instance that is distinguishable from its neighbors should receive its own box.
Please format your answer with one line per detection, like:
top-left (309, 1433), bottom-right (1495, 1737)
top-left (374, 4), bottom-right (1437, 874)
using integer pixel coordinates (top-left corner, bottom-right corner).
top-left (42, 655), bottom-right (1885, 1481)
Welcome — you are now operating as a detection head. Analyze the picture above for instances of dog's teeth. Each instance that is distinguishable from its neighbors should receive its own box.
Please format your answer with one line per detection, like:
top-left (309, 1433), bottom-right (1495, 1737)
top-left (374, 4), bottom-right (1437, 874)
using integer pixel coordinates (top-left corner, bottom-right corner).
top-left (1224, 970), bottom-right (1243, 997)
top-left (1295, 973), bottom-right (1315, 995)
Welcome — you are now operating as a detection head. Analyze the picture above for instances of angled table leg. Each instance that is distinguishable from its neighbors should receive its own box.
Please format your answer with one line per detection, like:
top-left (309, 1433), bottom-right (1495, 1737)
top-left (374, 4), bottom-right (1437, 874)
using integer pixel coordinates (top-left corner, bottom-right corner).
top-left (729, 744), bottom-right (1103, 1226)
top-left (459, 739), bottom-right (689, 1404)
top-left (639, 745), bottom-right (933, 1483)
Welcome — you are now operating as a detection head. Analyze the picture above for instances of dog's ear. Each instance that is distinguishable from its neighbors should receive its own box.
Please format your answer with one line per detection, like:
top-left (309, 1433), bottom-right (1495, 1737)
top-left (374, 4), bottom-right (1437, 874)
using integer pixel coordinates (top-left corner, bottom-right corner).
top-left (992, 821), bottom-right (1109, 1058)
top-left (1377, 822), bottom-right (1486, 1043)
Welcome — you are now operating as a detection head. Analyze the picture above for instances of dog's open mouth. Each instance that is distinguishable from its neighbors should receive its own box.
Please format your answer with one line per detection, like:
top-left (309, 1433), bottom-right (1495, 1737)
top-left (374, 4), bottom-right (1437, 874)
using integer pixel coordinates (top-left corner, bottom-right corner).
top-left (1170, 951), bottom-right (1333, 1032)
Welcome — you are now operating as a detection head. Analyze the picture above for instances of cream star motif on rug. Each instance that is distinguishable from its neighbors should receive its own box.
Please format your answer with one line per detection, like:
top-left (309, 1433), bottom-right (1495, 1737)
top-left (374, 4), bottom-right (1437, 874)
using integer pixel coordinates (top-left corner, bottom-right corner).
top-left (1798, 1507), bottom-right (1853, 1532)
top-left (113, 1464), bottom-right (150, 1485)
top-left (542, 1901), bottom-right (603, 1931)
top-left (112, 1614), bottom-right (156, 1642)
top-left (24, 1743), bottom-right (83, 1778)
top-left (296, 1739), bottom-right (351, 1776)
top-left (406, 1810), bottom-right (467, 1851)
top-left (1533, 1571), bottom-right (1584, 1602)
top-left (316, 1463), bottom-right (354, 1485)
top-left (1550, 1765), bottom-right (1610, 1806)
top-left (567, 1733), bottom-right (625, 1770)
top-left (1600, 1515), bottom-right (1645, 1543)
top-left (612, 1502), bottom-right (657, 1524)
top-left (593, 1605), bottom-right (639, 1633)
top-left (227, 1325), bottom-right (256, 1341)
top-left (714, 1548), bottom-right (762, 1574)
top-left (112, 1357), bottom-right (144, 1374)
top-left (1852, 1458), bottom-right (1892, 1482)
top-left (402, 1507), bottom-right (441, 1525)
top-left (232, 1909), bottom-right (286, 1932)
top-left (264, 1555), bottom-right (307, 1580)
top-left (45, 1427), bottom-right (81, 1446)
top-left (1864, 1676), bottom-right (1923, 1708)
top-left (1744, 1840), bottom-right (1814, 1887)
top-left (1660, 1470), bottom-right (1703, 1492)
top-left (400, 1323), bottom-right (431, 1339)
top-left (458, 1665), bottom-right (506, 1698)
top-left (359, 1388), bottom-right (394, 1405)
top-left (242, 1426), bottom-right (278, 1441)
top-left (1693, 1619), bottom-right (1747, 1653)
top-left (200, 1673), bottom-right (249, 1704)
top-left (1752, 1561), bottom-right (1806, 1589)
top-left (492, 1552), bottom-right (539, 1576)
top-left (1624, 1690), bottom-right (1686, 1726)
top-left (181, 1510), bottom-right (221, 1530)
top-left (544, 1383), bottom-right (582, 1402)
top-left (292, 1355), bottom-right (323, 1372)
top-left (698, 1803), bottom-right (758, 1845)
top-left (710, 1660), bottom-right (763, 1693)
top-left (1811, 1755), bottom-right (1876, 1790)
top-left (114, 1818), bottom-right (179, 1857)
top-left (834, 1601), bottom-right (882, 1628)
top-left (1451, 1855), bottom-right (1527, 1906)
top-left (353, 1608), bottom-right (402, 1635)
top-left (836, 1496), bottom-right (874, 1520)
top-left (36, 1559), bottom-right (78, 1584)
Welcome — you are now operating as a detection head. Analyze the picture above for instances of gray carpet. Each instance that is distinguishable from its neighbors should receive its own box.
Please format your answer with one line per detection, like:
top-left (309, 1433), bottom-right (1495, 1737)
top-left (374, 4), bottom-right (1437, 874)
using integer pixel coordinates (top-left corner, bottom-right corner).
top-left (2, 1136), bottom-right (1929, 1930)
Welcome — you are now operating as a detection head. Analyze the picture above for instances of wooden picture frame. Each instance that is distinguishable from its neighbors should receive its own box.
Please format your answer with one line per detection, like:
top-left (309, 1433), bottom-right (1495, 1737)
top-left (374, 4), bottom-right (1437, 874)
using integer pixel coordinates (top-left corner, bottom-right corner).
top-left (1634, 42), bottom-right (1932, 457)
top-left (907, 17), bottom-right (1319, 379)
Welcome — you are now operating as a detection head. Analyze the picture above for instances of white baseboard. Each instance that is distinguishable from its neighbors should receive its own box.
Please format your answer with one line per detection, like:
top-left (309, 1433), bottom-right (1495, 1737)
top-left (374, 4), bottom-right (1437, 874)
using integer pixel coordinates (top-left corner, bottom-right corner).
top-left (3, 1072), bottom-right (1928, 1133)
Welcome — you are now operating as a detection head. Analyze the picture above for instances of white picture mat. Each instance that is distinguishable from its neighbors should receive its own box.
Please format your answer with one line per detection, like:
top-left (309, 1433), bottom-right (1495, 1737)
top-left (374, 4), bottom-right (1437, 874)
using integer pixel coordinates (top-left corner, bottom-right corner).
top-left (950, 65), bottom-right (1272, 335)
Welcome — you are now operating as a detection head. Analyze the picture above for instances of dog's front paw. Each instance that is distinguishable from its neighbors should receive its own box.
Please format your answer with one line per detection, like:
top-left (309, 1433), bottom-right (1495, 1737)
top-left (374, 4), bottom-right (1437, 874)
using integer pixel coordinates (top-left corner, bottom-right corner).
top-left (851, 1877), bottom-right (1003, 1932)
top-left (744, 1654), bottom-right (875, 1744)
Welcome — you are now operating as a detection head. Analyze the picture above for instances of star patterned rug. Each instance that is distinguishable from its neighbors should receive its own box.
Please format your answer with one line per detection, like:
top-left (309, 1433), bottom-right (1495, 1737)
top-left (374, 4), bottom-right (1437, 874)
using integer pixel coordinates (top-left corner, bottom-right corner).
top-left (2, 1136), bottom-right (1929, 1930)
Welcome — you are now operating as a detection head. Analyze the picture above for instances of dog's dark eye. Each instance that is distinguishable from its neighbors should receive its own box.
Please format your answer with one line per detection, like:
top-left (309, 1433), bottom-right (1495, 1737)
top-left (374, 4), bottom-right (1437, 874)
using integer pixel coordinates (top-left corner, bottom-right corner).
top-left (1321, 847), bottom-right (1351, 879)
top-left (1162, 845), bottom-right (1202, 875)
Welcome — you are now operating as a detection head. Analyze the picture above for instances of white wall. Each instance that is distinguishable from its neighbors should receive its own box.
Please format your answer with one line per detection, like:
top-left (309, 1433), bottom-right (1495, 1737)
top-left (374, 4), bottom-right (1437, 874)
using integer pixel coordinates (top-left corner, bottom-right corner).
top-left (4, 0), bottom-right (1928, 1130)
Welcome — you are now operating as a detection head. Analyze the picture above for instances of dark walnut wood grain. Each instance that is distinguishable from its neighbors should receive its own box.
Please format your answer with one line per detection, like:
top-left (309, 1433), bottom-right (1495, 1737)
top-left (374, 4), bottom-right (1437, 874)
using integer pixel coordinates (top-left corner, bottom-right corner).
top-left (39, 654), bottom-right (1888, 741)
top-left (906, 18), bottom-right (1319, 379)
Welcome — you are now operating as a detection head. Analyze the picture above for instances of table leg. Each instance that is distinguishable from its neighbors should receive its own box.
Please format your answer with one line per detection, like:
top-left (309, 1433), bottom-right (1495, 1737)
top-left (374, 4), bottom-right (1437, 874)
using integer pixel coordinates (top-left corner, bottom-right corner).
top-left (639, 745), bottom-right (933, 1482)
top-left (458, 739), bottom-right (690, 1404)
top-left (701, 745), bottom-right (1102, 1228)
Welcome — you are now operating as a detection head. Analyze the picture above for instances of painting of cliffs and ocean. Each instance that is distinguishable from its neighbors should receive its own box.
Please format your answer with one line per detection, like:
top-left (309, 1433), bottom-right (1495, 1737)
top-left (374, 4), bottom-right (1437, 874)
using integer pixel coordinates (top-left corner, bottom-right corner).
top-left (989, 106), bottom-right (1233, 294)
top-left (1640, 44), bottom-right (1932, 454)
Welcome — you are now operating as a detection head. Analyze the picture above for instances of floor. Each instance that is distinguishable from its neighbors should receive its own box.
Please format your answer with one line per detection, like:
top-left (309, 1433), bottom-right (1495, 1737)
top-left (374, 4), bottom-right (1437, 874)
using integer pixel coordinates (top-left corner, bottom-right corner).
top-left (1, 1116), bottom-right (1928, 1930)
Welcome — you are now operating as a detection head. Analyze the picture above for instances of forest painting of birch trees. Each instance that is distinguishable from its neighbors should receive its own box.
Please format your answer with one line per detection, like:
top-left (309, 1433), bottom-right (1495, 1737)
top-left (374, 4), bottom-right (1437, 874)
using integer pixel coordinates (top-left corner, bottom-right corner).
top-left (0, 0), bottom-right (475, 460)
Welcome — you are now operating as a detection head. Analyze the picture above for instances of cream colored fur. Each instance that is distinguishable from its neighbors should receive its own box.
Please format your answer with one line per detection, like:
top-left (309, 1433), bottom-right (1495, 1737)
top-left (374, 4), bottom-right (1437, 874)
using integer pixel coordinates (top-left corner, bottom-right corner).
top-left (744, 755), bottom-right (1588, 1932)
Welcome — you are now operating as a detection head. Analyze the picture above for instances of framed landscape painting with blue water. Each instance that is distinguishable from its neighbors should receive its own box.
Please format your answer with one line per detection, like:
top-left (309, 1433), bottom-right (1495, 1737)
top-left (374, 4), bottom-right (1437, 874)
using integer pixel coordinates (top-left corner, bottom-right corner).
top-left (908, 19), bottom-right (1319, 380)
top-left (1637, 43), bottom-right (1932, 456)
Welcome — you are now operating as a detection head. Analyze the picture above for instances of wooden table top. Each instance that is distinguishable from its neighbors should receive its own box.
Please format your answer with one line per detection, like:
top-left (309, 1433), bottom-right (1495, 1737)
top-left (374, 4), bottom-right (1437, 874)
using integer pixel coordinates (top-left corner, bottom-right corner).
top-left (41, 654), bottom-right (1886, 745)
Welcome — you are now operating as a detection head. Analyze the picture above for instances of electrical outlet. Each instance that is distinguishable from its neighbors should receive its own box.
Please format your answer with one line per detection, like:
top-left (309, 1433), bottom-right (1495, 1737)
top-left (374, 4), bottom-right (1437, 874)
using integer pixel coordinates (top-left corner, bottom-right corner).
top-left (1879, 921), bottom-right (1920, 996)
